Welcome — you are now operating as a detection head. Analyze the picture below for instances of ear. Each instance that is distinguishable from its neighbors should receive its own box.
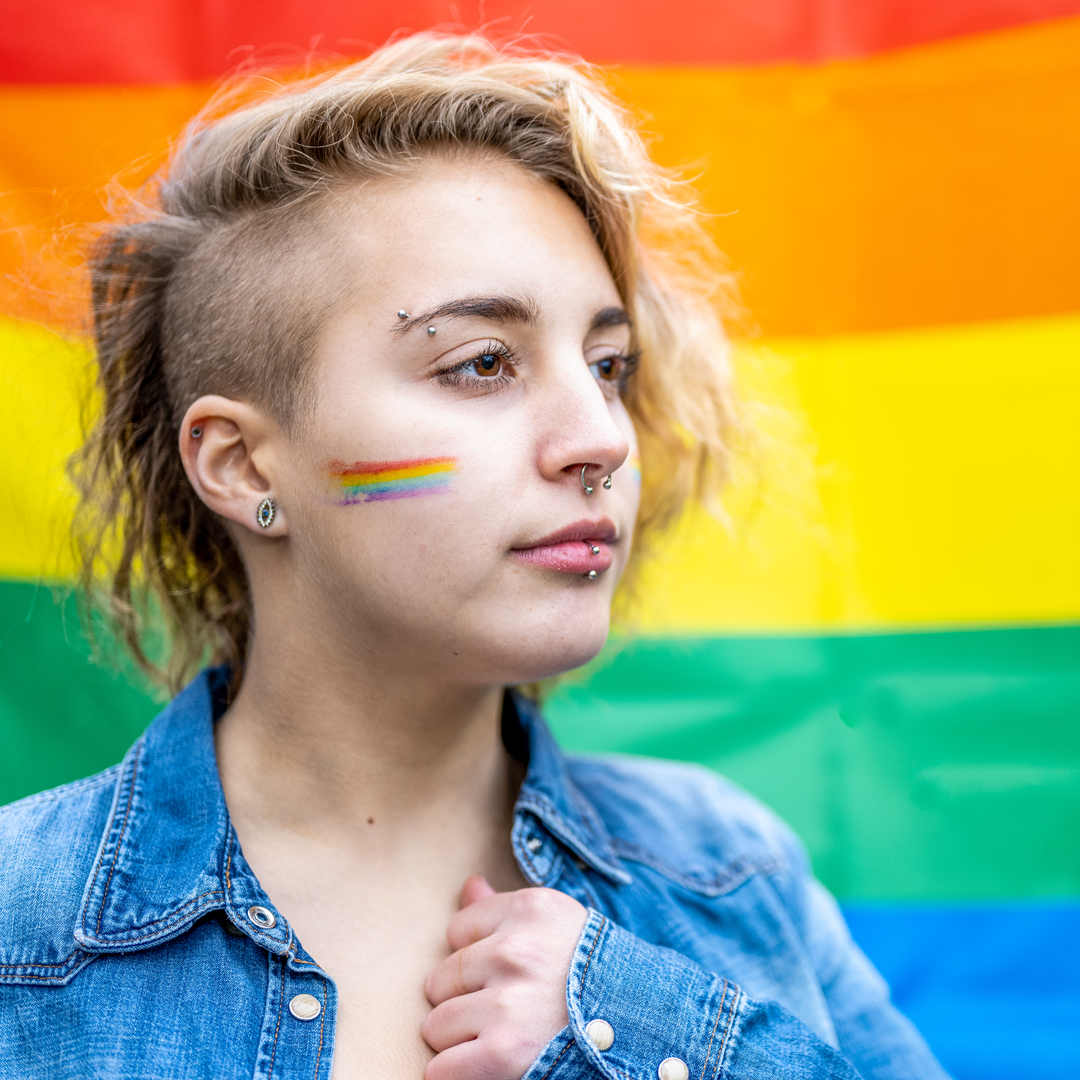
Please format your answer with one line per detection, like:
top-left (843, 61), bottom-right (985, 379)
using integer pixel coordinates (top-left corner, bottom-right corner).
top-left (179, 395), bottom-right (288, 536)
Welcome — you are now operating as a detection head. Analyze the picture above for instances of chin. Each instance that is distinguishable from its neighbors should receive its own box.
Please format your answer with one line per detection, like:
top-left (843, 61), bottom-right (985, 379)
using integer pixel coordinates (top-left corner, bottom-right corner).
top-left (494, 598), bottom-right (613, 685)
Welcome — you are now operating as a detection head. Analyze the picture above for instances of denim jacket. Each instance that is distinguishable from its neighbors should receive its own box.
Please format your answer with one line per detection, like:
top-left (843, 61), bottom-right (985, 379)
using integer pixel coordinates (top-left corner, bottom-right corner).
top-left (0, 667), bottom-right (948, 1079)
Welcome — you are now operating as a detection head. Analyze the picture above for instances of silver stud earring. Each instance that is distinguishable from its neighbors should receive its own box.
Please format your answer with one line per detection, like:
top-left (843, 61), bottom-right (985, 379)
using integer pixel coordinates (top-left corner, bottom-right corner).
top-left (190, 426), bottom-right (202, 439)
top-left (397, 310), bottom-right (409, 319)
top-left (603, 475), bottom-right (612, 490)
top-left (427, 326), bottom-right (437, 336)
top-left (256, 498), bottom-right (276, 529)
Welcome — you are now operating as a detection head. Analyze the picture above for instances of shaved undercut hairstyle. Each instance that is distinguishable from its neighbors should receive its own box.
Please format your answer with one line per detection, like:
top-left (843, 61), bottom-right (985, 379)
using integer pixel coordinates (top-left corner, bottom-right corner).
top-left (74, 33), bottom-right (739, 691)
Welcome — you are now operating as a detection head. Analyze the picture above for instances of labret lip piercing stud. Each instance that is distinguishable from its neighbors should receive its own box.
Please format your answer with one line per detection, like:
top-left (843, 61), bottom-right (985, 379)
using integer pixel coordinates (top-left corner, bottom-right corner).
top-left (585, 570), bottom-right (599, 580)
top-left (590, 545), bottom-right (600, 555)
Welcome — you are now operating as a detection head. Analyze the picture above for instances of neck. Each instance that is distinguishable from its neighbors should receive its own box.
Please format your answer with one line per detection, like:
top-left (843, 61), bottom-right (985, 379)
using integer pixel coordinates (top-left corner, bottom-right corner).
top-left (214, 605), bottom-right (517, 848)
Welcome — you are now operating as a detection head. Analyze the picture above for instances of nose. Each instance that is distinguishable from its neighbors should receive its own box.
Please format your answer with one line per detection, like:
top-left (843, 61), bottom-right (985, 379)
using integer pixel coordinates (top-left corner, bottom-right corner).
top-left (535, 359), bottom-right (630, 491)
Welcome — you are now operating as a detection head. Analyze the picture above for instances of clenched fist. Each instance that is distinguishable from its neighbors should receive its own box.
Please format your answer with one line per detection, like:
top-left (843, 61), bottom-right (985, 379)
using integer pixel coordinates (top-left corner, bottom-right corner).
top-left (423, 875), bottom-right (589, 1080)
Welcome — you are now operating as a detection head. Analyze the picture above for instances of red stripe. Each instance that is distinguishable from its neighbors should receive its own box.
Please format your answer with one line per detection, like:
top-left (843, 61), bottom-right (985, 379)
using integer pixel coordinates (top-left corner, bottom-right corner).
top-left (328, 457), bottom-right (456, 476)
top-left (5, 0), bottom-right (1080, 83)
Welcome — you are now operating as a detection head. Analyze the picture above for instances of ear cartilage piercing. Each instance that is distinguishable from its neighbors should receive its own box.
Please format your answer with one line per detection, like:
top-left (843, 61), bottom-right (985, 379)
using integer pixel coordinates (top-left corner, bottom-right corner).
top-left (397, 310), bottom-right (409, 319)
top-left (256, 497), bottom-right (276, 530)
top-left (581, 464), bottom-right (594, 495)
top-left (585, 570), bottom-right (598, 580)
top-left (427, 326), bottom-right (437, 336)
top-left (589, 545), bottom-right (600, 555)
top-left (603, 475), bottom-right (612, 490)
top-left (190, 426), bottom-right (202, 439)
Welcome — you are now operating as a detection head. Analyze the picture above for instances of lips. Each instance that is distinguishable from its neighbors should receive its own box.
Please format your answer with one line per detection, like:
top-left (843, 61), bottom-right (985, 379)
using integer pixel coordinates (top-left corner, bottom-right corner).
top-left (511, 519), bottom-right (616, 575)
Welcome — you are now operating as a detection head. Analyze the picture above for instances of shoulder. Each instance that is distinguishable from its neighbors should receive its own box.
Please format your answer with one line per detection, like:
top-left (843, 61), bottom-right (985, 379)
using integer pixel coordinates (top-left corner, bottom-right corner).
top-left (0, 767), bottom-right (120, 981)
top-left (566, 753), bottom-right (808, 894)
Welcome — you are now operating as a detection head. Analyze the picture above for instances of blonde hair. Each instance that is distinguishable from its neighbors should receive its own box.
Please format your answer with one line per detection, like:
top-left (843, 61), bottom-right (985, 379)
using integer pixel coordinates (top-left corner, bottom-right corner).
top-left (74, 33), bottom-right (739, 691)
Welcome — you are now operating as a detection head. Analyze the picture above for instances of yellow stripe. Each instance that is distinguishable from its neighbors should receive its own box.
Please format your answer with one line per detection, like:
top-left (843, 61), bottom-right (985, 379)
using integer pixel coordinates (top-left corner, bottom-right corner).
top-left (6, 313), bottom-right (1080, 630)
top-left (0, 318), bottom-right (90, 580)
top-left (1, 19), bottom-right (1078, 333)
top-left (338, 461), bottom-right (455, 485)
top-left (633, 312), bottom-right (1080, 631)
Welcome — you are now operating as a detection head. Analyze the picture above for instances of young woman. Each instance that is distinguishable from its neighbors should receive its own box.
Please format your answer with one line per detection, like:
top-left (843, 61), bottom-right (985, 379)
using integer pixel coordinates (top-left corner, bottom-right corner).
top-left (0, 35), bottom-right (949, 1080)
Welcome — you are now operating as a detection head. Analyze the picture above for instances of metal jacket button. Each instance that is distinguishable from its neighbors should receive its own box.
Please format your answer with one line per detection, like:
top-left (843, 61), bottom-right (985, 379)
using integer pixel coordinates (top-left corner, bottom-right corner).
top-left (658, 1057), bottom-right (689, 1080)
top-left (289, 993), bottom-right (322, 1021)
top-left (584, 1018), bottom-right (615, 1051)
top-left (247, 905), bottom-right (276, 929)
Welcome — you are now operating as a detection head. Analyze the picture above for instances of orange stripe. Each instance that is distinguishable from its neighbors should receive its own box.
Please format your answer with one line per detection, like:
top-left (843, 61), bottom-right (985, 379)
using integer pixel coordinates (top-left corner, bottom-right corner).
top-left (2, 18), bottom-right (1077, 333)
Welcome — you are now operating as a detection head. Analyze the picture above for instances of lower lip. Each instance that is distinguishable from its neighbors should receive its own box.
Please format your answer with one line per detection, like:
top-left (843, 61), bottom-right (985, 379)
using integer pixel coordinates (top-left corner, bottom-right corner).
top-left (512, 540), bottom-right (613, 574)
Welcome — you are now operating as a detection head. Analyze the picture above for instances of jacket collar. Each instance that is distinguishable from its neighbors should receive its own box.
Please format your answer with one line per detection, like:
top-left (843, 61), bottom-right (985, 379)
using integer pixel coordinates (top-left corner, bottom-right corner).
top-left (76, 668), bottom-right (626, 953)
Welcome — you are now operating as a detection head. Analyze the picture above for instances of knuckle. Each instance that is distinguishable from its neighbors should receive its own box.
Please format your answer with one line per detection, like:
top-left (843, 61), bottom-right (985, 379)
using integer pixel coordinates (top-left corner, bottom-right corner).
top-left (484, 1031), bottom-right (523, 1075)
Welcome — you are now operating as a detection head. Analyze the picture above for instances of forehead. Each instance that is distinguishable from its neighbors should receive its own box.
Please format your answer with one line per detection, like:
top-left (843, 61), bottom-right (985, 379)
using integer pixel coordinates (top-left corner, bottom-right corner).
top-left (324, 155), bottom-right (621, 312)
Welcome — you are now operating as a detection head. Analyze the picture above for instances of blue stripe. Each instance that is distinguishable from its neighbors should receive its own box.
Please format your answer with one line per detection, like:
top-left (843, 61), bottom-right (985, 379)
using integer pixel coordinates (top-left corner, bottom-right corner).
top-left (841, 902), bottom-right (1080, 1080)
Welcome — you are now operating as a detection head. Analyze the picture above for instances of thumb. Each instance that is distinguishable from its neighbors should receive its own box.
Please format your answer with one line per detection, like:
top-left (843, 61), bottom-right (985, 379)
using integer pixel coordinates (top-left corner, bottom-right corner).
top-left (460, 873), bottom-right (497, 908)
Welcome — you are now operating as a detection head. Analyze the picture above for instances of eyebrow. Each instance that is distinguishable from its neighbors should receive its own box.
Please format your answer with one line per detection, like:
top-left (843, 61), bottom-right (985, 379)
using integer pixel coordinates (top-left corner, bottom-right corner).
top-left (392, 296), bottom-right (632, 335)
top-left (589, 307), bottom-right (632, 333)
top-left (393, 295), bottom-right (541, 333)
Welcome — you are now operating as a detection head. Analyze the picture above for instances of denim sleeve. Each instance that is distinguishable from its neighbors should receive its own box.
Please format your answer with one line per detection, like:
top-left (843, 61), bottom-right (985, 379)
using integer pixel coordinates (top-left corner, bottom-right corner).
top-left (523, 909), bottom-right (863, 1080)
top-left (788, 876), bottom-right (951, 1080)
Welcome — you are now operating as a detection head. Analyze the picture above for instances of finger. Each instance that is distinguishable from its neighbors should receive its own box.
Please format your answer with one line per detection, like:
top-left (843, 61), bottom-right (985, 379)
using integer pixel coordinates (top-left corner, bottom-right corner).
top-left (446, 891), bottom-right (514, 951)
top-left (421, 988), bottom-right (491, 1052)
top-left (425, 1032), bottom-right (521, 1080)
top-left (460, 873), bottom-right (497, 908)
top-left (426, 940), bottom-right (491, 1005)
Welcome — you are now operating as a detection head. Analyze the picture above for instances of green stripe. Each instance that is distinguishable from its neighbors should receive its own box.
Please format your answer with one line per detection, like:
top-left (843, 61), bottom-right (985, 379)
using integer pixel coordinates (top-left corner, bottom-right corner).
top-left (2, 578), bottom-right (1077, 900)
top-left (0, 582), bottom-right (160, 802)
top-left (546, 629), bottom-right (1080, 900)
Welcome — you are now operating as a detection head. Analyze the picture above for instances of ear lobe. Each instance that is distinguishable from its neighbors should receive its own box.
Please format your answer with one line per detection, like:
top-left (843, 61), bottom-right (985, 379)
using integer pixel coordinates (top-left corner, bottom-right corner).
top-left (179, 395), bottom-right (287, 536)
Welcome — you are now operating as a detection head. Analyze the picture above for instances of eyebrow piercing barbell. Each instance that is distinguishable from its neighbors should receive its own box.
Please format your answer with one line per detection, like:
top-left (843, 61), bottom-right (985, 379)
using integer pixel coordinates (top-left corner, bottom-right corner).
top-left (398, 310), bottom-right (409, 319)
top-left (427, 326), bottom-right (437, 336)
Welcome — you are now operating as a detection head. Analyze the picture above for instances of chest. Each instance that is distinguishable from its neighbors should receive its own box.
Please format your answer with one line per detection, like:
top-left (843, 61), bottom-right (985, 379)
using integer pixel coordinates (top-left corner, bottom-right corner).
top-left (293, 890), bottom-right (452, 1080)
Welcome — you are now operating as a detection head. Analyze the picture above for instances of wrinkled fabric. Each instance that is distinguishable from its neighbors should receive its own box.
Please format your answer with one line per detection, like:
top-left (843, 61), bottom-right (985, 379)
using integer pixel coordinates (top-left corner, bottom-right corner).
top-left (0, 668), bottom-right (948, 1079)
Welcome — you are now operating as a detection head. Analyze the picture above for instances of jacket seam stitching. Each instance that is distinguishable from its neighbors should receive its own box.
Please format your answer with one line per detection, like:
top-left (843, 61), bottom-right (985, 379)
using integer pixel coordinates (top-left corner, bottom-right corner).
top-left (712, 985), bottom-right (740, 1078)
top-left (577, 915), bottom-right (606, 995)
top-left (538, 1040), bottom-right (572, 1080)
top-left (91, 741), bottom-right (143, 936)
top-left (86, 889), bottom-right (225, 944)
top-left (0, 946), bottom-right (84, 971)
top-left (0, 954), bottom-right (90, 979)
top-left (698, 978), bottom-right (729, 1080)
top-left (313, 979), bottom-right (327, 1079)
top-left (267, 955), bottom-right (285, 1080)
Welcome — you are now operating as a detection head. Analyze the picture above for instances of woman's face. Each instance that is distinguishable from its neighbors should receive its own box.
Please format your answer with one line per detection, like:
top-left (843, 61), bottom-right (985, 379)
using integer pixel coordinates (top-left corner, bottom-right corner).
top-left (278, 156), bottom-right (639, 686)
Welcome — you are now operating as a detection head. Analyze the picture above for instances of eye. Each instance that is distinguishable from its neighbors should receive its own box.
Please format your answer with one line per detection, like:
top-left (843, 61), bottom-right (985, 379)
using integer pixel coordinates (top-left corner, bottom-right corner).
top-left (473, 352), bottom-right (503, 377)
top-left (592, 357), bottom-right (621, 382)
top-left (588, 351), bottom-right (640, 387)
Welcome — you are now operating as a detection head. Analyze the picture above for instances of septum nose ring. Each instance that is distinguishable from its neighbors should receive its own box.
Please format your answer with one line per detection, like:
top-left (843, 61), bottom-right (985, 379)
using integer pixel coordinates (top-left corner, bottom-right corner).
top-left (581, 465), bottom-right (613, 494)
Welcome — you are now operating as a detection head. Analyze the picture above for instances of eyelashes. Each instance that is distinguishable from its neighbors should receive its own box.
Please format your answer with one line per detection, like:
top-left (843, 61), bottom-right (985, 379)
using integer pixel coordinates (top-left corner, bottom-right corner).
top-left (433, 340), bottom-right (640, 395)
top-left (434, 340), bottom-right (520, 393)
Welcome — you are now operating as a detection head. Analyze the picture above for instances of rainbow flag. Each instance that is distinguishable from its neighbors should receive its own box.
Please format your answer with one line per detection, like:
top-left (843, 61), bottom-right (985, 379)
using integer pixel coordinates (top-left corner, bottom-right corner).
top-left (2, 4), bottom-right (1079, 1077)
top-left (329, 457), bottom-right (457, 503)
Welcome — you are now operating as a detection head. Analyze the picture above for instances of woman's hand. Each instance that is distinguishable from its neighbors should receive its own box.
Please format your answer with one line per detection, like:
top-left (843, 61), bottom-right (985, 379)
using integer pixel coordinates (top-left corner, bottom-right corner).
top-left (423, 875), bottom-right (589, 1080)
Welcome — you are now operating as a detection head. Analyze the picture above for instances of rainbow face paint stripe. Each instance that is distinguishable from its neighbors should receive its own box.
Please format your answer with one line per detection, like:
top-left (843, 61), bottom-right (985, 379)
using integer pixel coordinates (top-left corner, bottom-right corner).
top-left (329, 457), bottom-right (457, 504)
top-left (629, 452), bottom-right (642, 485)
